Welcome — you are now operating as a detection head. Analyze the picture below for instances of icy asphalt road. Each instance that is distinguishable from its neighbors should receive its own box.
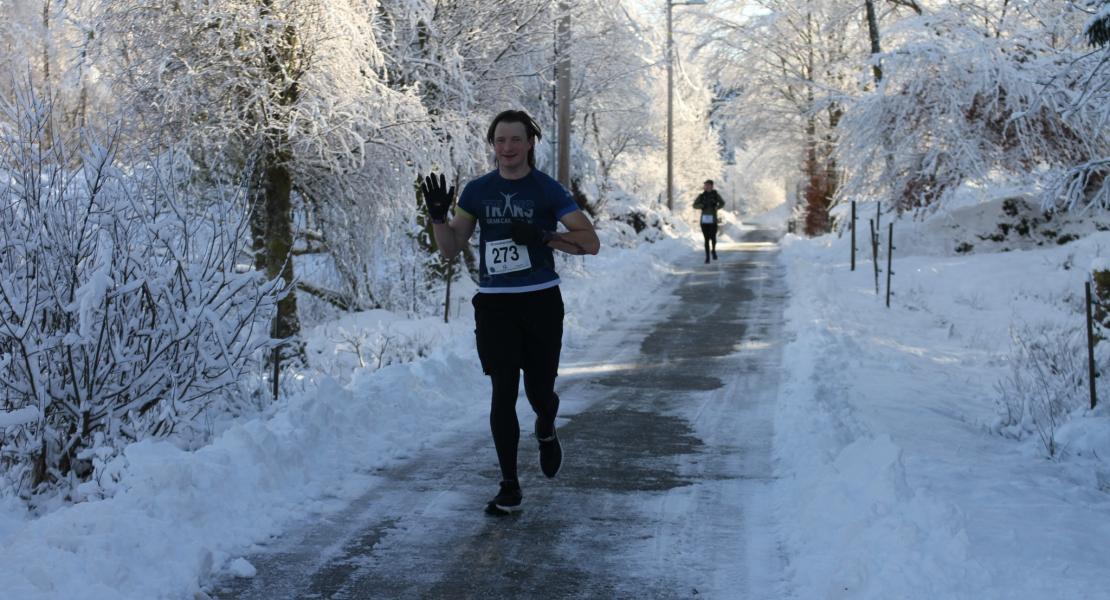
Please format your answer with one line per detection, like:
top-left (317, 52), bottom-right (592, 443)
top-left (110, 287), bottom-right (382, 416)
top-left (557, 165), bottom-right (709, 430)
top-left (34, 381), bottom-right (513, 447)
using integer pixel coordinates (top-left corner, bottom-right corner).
top-left (213, 229), bottom-right (788, 599)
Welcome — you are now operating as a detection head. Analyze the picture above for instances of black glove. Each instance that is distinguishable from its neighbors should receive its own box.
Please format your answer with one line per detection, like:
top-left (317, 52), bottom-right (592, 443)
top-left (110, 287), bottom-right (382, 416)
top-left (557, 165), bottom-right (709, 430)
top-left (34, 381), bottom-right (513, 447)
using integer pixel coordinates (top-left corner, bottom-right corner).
top-left (420, 173), bottom-right (455, 223)
top-left (510, 221), bottom-right (553, 246)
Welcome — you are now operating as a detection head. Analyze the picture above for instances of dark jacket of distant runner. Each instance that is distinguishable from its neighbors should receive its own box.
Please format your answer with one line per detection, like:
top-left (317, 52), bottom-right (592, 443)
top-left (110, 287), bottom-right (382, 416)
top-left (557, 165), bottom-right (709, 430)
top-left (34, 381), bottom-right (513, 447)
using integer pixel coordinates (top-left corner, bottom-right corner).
top-left (693, 190), bottom-right (726, 225)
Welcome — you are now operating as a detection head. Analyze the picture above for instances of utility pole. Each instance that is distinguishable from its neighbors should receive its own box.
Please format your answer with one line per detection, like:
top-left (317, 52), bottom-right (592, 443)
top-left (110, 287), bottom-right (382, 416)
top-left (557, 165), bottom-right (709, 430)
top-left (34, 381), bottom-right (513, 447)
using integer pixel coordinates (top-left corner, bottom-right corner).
top-left (556, 3), bottom-right (572, 189)
top-left (666, 0), bottom-right (674, 210)
top-left (666, 0), bottom-right (706, 211)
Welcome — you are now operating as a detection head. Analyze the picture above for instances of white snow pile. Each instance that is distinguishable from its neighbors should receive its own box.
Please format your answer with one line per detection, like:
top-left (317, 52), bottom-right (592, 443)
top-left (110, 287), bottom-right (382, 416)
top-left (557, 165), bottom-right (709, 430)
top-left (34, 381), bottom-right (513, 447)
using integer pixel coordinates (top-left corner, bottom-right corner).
top-left (0, 227), bottom-right (700, 600)
top-left (833, 192), bottom-right (1110, 258)
top-left (776, 200), bottom-right (1110, 598)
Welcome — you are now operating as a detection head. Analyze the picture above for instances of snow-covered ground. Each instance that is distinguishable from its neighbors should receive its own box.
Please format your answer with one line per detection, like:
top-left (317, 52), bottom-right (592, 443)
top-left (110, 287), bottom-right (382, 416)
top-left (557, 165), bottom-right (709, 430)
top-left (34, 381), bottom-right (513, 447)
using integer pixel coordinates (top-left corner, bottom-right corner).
top-left (0, 215), bottom-right (706, 599)
top-left (3, 200), bottom-right (1110, 599)
top-left (773, 201), bottom-right (1110, 599)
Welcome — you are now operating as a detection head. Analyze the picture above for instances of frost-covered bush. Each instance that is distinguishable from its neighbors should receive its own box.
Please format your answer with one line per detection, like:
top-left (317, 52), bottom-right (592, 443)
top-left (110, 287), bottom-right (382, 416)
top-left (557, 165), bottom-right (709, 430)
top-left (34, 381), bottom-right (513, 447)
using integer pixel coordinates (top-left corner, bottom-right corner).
top-left (1092, 2), bottom-right (1110, 47)
top-left (994, 325), bottom-right (1088, 457)
top-left (836, 4), bottom-right (1108, 214)
top-left (597, 189), bottom-right (689, 244)
top-left (0, 92), bottom-right (282, 498)
top-left (306, 317), bottom-right (446, 385)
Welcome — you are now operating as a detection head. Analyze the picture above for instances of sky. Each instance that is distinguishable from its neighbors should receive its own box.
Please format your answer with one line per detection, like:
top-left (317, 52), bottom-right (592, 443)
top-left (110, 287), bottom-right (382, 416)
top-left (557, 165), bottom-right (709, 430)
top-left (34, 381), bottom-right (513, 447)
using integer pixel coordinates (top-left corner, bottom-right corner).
top-left (1, 196), bottom-right (1109, 598)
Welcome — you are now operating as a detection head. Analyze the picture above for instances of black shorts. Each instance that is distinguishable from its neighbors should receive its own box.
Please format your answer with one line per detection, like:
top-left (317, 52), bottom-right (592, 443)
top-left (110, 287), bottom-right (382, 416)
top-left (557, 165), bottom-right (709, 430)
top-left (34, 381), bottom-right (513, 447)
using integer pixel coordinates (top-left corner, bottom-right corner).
top-left (700, 223), bottom-right (718, 238)
top-left (472, 286), bottom-right (564, 376)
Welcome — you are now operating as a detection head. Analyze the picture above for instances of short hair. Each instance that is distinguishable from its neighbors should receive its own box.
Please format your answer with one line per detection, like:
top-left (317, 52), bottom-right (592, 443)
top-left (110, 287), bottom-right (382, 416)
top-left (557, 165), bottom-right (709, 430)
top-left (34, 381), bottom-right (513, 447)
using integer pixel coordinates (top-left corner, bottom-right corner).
top-left (704, 179), bottom-right (714, 185)
top-left (487, 110), bottom-right (543, 167)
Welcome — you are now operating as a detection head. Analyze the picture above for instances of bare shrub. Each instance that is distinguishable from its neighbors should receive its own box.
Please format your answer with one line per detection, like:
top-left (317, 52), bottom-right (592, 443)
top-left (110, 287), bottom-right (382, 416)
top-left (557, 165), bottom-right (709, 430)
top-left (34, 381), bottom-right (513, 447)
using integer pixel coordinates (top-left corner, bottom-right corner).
top-left (0, 87), bottom-right (283, 498)
top-left (995, 325), bottom-right (1088, 457)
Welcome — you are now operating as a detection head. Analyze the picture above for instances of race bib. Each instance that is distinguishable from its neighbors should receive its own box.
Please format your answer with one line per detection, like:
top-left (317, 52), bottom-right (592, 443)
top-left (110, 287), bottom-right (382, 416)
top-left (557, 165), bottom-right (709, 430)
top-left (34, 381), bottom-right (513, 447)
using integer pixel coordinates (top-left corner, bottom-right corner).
top-left (485, 238), bottom-right (531, 274)
top-left (701, 214), bottom-right (716, 224)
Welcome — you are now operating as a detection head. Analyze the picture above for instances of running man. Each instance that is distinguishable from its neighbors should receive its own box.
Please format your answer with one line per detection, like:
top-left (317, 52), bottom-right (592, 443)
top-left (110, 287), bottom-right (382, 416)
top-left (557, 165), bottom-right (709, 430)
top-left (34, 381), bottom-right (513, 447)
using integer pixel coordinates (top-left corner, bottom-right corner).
top-left (693, 179), bottom-right (726, 263)
top-left (420, 109), bottom-right (601, 515)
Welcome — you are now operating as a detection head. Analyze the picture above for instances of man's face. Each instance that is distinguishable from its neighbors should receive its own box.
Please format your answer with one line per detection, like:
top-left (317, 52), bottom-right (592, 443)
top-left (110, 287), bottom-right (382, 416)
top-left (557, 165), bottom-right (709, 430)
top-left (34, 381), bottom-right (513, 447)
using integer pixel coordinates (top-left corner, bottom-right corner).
top-left (703, 182), bottom-right (713, 192)
top-left (493, 121), bottom-right (533, 171)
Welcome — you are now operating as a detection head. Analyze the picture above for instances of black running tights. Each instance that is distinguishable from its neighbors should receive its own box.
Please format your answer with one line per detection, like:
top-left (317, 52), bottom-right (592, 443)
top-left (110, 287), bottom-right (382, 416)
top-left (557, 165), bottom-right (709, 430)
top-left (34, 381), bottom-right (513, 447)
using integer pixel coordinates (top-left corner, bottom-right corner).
top-left (701, 223), bottom-right (718, 258)
top-left (489, 368), bottom-right (558, 482)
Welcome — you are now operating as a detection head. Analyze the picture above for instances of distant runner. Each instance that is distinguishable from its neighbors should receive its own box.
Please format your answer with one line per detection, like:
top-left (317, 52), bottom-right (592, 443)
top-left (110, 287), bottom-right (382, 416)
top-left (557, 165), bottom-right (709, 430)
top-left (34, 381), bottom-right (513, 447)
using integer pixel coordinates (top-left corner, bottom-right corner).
top-left (420, 109), bottom-right (601, 515)
top-left (693, 179), bottom-right (726, 263)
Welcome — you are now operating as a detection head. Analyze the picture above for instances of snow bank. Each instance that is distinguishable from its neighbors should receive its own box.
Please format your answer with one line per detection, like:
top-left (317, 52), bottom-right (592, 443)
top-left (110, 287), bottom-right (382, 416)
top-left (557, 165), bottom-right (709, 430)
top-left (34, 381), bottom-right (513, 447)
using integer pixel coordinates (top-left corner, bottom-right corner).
top-left (777, 207), bottom-right (1110, 598)
top-left (0, 227), bottom-right (698, 599)
top-left (855, 194), bottom-right (1110, 258)
top-left (0, 344), bottom-right (482, 599)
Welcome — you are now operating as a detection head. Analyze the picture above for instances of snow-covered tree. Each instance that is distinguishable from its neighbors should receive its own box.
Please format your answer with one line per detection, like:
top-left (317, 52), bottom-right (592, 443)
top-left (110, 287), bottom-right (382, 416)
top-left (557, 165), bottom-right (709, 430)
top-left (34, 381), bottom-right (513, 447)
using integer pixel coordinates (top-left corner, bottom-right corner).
top-left (100, 0), bottom-right (437, 353)
top-left (697, 0), bottom-right (869, 234)
top-left (585, 1), bottom-right (724, 213)
top-left (0, 0), bottom-right (107, 131)
top-left (835, 1), bottom-right (1109, 213)
top-left (0, 89), bottom-right (282, 495)
top-left (1090, 0), bottom-right (1110, 46)
top-left (1048, 0), bottom-right (1110, 211)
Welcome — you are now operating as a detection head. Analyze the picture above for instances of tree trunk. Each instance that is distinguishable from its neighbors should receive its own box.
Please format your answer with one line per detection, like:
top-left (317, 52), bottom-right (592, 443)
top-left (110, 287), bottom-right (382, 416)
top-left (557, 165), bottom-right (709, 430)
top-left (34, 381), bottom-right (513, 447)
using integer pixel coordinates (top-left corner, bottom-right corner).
top-left (801, 15), bottom-right (830, 237)
top-left (41, 1), bottom-right (51, 87)
top-left (865, 0), bottom-right (883, 83)
top-left (824, 104), bottom-right (843, 222)
top-left (263, 157), bottom-right (304, 363)
top-left (555, 2), bottom-right (571, 188)
top-left (254, 0), bottom-right (304, 366)
top-left (803, 115), bottom-right (830, 236)
top-left (40, 0), bottom-right (54, 144)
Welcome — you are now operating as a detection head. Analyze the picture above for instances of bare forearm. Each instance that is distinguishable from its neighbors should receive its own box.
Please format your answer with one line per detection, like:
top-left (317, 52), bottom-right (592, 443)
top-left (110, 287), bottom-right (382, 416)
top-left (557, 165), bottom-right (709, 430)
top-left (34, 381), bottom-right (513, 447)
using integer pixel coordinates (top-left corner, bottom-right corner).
top-left (432, 223), bottom-right (467, 259)
top-left (550, 230), bottom-right (600, 255)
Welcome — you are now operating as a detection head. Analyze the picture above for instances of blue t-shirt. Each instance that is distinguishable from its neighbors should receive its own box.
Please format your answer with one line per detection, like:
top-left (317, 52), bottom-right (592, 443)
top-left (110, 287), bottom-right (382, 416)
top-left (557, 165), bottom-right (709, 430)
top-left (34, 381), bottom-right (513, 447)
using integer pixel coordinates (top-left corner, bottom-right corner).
top-left (457, 169), bottom-right (579, 293)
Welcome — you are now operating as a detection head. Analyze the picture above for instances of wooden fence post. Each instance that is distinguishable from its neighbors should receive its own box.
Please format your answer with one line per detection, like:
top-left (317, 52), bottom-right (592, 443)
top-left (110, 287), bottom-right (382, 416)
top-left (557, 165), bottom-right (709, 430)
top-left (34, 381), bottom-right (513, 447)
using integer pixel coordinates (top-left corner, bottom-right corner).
top-left (443, 258), bottom-right (453, 324)
top-left (870, 218), bottom-right (880, 295)
top-left (271, 316), bottom-right (280, 402)
top-left (886, 222), bottom-right (894, 307)
top-left (1086, 281), bottom-right (1098, 409)
top-left (851, 201), bottom-right (857, 271)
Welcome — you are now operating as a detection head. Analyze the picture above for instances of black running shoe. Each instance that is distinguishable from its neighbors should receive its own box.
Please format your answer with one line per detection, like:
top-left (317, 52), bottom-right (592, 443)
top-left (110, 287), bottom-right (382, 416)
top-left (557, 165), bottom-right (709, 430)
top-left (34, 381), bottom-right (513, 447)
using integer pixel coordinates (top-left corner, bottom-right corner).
top-left (485, 480), bottom-right (522, 515)
top-left (538, 430), bottom-right (563, 478)
top-left (712, 250), bottom-right (718, 260)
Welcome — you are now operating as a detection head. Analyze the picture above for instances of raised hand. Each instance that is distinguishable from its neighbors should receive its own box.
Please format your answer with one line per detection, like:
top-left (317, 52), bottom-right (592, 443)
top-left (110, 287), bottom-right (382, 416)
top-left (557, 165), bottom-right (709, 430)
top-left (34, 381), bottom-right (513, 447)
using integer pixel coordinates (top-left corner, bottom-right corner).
top-left (420, 173), bottom-right (455, 223)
